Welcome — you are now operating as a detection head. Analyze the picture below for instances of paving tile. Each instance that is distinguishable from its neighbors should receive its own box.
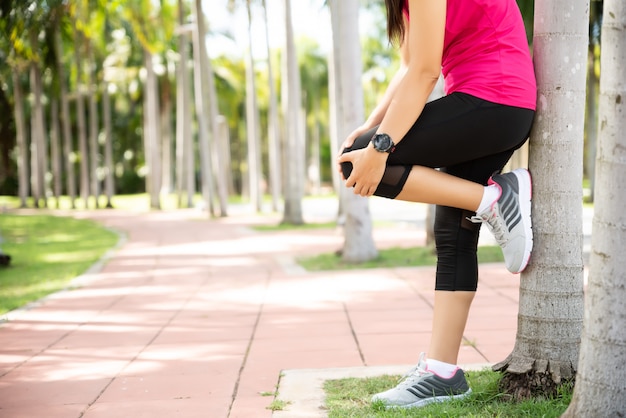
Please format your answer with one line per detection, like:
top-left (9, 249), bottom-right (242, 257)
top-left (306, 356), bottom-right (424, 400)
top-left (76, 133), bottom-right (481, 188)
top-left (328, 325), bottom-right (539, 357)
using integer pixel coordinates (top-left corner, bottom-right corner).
top-left (98, 374), bottom-right (223, 403)
top-left (0, 377), bottom-right (112, 408)
top-left (82, 398), bottom-right (227, 418)
top-left (0, 403), bottom-right (85, 418)
top-left (229, 395), bottom-right (275, 418)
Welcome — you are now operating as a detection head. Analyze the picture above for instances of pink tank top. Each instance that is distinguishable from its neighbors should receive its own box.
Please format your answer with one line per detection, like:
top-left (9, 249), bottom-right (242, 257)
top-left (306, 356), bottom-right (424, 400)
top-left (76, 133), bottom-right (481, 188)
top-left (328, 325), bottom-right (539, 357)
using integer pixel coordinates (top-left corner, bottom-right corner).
top-left (404, 0), bottom-right (536, 110)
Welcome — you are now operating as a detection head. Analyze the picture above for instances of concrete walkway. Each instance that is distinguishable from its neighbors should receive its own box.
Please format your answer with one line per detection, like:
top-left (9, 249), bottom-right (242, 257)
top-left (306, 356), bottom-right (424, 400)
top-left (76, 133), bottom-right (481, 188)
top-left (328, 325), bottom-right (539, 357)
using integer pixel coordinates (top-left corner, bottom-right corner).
top-left (0, 199), bottom-right (589, 417)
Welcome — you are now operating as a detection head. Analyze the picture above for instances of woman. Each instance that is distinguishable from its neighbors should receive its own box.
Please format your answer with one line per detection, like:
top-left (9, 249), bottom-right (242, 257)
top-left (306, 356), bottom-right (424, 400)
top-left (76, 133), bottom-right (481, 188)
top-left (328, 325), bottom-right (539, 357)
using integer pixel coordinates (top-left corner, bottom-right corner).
top-left (337, 0), bottom-right (536, 409)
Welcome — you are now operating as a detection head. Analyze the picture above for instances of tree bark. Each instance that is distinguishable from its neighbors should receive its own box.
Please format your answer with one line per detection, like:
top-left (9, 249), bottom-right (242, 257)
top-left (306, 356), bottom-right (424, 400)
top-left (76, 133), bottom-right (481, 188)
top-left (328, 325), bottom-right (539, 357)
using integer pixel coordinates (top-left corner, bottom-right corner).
top-left (494, 0), bottom-right (588, 399)
top-left (562, 1), bottom-right (626, 415)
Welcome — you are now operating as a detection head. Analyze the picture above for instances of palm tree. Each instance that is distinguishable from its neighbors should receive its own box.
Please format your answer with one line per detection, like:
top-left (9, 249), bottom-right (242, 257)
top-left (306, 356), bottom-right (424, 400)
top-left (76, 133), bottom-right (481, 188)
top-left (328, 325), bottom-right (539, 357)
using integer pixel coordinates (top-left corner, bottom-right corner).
top-left (49, 99), bottom-right (62, 207)
top-left (11, 70), bottom-right (29, 208)
top-left (87, 43), bottom-right (101, 208)
top-left (328, 0), bottom-right (377, 262)
top-left (200, 1), bottom-right (228, 216)
top-left (72, 16), bottom-right (91, 207)
top-left (281, 0), bottom-right (305, 224)
top-left (244, 1), bottom-right (263, 212)
top-left (192, 0), bottom-right (216, 215)
top-left (175, 0), bottom-right (194, 208)
top-left (562, 0), bottom-right (626, 414)
top-left (29, 30), bottom-right (48, 208)
top-left (494, 0), bottom-right (588, 398)
top-left (261, 0), bottom-right (282, 212)
top-left (102, 84), bottom-right (114, 208)
top-left (125, 0), bottom-right (178, 210)
top-left (53, 22), bottom-right (77, 209)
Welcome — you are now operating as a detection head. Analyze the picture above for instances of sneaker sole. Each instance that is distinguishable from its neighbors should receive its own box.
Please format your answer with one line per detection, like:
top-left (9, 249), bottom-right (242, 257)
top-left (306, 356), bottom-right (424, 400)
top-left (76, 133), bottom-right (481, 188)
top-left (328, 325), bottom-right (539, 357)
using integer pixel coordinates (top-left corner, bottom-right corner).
top-left (511, 168), bottom-right (533, 273)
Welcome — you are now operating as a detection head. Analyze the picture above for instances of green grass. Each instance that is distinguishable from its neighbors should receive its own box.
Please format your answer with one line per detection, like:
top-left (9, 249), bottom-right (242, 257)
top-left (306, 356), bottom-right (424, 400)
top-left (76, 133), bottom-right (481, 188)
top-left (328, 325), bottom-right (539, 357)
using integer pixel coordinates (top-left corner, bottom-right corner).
top-left (323, 369), bottom-right (572, 417)
top-left (298, 245), bottom-right (504, 271)
top-left (0, 214), bottom-right (119, 315)
top-left (253, 221), bottom-right (339, 231)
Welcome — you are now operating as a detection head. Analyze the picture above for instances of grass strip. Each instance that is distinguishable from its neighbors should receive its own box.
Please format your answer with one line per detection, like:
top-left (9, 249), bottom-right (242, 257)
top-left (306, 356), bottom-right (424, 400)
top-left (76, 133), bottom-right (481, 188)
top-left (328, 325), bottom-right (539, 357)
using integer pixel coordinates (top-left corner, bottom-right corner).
top-left (298, 245), bottom-right (504, 271)
top-left (0, 214), bottom-right (119, 315)
top-left (323, 369), bottom-right (572, 417)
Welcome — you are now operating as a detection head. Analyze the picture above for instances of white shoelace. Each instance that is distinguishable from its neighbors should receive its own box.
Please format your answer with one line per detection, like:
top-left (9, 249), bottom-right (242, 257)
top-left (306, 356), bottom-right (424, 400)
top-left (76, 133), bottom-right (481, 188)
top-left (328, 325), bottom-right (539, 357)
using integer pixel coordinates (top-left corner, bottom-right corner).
top-left (469, 210), bottom-right (507, 247)
top-left (397, 353), bottom-right (429, 387)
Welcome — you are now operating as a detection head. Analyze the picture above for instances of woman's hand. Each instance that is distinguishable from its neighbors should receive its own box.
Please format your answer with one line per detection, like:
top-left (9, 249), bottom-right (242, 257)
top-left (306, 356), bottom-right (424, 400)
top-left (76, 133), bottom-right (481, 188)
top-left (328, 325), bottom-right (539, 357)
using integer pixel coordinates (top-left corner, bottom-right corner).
top-left (337, 146), bottom-right (388, 197)
top-left (336, 125), bottom-right (372, 177)
top-left (341, 125), bottom-right (371, 151)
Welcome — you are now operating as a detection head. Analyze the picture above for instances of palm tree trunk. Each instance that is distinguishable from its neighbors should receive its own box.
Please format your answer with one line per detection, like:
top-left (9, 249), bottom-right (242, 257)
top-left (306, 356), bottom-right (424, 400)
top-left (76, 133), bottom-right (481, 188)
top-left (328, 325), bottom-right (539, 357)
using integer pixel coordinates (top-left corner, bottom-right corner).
top-left (562, 1), bottom-right (626, 414)
top-left (12, 70), bottom-right (29, 208)
top-left (88, 47), bottom-right (100, 208)
top-left (192, 1), bottom-right (215, 216)
top-left (262, 0), bottom-right (282, 211)
top-left (102, 86), bottom-right (114, 208)
top-left (175, 0), bottom-right (194, 208)
top-left (244, 1), bottom-right (263, 213)
top-left (494, 0), bottom-right (587, 398)
top-left (216, 115), bottom-right (235, 195)
top-left (329, 0), bottom-right (377, 262)
top-left (50, 99), bottom-right (62, 208)
top-left (144, 51), bottom-right (162, 210)
top-left (29, 55), bottom-right (48, 209)
top-left (198, 0), bottom-right (228, 216)
top-left (160, 80), bottom-right (172, 196)
top-left (281, 0), bottom-right (305, 224)
top-left (73, 21), bottom-right (90, 207)
top-left (55, 28), bottom-right (77, 209)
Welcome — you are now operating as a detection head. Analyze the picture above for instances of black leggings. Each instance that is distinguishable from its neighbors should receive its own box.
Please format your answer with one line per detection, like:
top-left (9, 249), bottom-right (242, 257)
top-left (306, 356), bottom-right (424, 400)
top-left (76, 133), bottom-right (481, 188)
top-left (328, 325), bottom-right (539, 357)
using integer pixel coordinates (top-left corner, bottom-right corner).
top-left (340, 92), bottom-right (535, 291)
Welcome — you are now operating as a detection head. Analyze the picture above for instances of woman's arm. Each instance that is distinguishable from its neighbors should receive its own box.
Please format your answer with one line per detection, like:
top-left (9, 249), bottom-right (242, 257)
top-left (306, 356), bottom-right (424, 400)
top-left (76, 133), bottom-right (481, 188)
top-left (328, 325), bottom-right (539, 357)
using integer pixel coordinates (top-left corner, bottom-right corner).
top-left (340, 15), bottom-right (411, 149)
top-left (376, 0), bottom-right (446, 145)
top-left (338, 0), bottom-right (446, 196)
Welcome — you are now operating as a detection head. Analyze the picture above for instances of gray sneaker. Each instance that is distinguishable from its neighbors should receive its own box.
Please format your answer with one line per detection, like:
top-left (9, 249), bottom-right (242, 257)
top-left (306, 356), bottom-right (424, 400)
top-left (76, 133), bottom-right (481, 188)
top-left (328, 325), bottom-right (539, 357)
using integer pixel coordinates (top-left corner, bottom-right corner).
top-left (471, 168), bottom-right (533, 274)
top-left (371, 353), bottom-right (471, 409)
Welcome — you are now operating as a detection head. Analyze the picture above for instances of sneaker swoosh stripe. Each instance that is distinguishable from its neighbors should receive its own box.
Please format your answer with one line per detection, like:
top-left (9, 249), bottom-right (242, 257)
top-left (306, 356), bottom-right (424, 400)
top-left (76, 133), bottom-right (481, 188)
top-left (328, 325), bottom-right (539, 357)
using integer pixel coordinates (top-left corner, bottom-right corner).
top-left (500, 189), bottom-right (521, 228)
top-left (507, 213), bottom-right (522, 230)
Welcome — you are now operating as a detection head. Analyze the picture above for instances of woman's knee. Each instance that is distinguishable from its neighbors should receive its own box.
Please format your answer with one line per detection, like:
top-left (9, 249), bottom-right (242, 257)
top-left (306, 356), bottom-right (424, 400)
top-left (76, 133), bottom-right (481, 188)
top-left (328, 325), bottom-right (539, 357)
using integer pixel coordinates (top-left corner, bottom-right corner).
top-left (434, 206), bottom-right (481, 291)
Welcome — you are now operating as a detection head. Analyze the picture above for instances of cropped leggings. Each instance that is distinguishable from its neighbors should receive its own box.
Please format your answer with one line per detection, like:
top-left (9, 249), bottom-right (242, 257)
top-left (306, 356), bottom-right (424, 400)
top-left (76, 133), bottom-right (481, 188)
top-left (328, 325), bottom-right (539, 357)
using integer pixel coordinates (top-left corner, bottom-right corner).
top-left (340, 92), bottom-right (535, 291)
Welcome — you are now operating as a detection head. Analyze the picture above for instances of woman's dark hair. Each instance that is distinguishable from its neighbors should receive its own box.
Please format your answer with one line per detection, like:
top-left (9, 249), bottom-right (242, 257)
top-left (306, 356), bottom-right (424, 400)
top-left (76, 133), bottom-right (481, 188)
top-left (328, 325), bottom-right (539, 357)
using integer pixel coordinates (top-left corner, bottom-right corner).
top-left (385, 0), bottom-right (406, 45)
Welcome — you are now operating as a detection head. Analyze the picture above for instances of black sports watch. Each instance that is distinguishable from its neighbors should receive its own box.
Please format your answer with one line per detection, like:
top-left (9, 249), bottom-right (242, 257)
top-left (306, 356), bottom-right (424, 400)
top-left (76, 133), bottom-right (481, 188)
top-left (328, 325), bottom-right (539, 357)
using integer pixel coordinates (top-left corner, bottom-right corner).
top-left (371, 133), bottom-right (395, 153)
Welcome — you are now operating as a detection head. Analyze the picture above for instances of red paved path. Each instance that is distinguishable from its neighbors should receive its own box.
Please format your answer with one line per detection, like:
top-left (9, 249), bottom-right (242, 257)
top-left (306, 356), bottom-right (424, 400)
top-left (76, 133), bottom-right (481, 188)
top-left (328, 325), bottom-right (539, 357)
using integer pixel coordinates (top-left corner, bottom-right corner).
top-left (0, 207), bottom-right (521, 417)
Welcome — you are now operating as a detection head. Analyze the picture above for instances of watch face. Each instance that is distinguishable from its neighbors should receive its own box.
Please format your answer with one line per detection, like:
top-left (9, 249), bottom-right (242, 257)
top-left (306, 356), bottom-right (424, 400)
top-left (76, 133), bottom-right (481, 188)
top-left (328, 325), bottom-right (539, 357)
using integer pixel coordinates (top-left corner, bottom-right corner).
top-left (373, 134), bottom-right (393, 152)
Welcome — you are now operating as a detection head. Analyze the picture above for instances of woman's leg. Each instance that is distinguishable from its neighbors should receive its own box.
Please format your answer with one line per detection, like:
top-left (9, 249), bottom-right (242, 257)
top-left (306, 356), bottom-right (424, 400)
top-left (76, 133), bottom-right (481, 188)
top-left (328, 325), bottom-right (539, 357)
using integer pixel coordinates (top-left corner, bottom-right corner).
top-left (429, 291), bottom-right (476, 364)
top-left (394, 166), bottom-right (484, 211)
top-left (426, 153), bottom-right (514, 365)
